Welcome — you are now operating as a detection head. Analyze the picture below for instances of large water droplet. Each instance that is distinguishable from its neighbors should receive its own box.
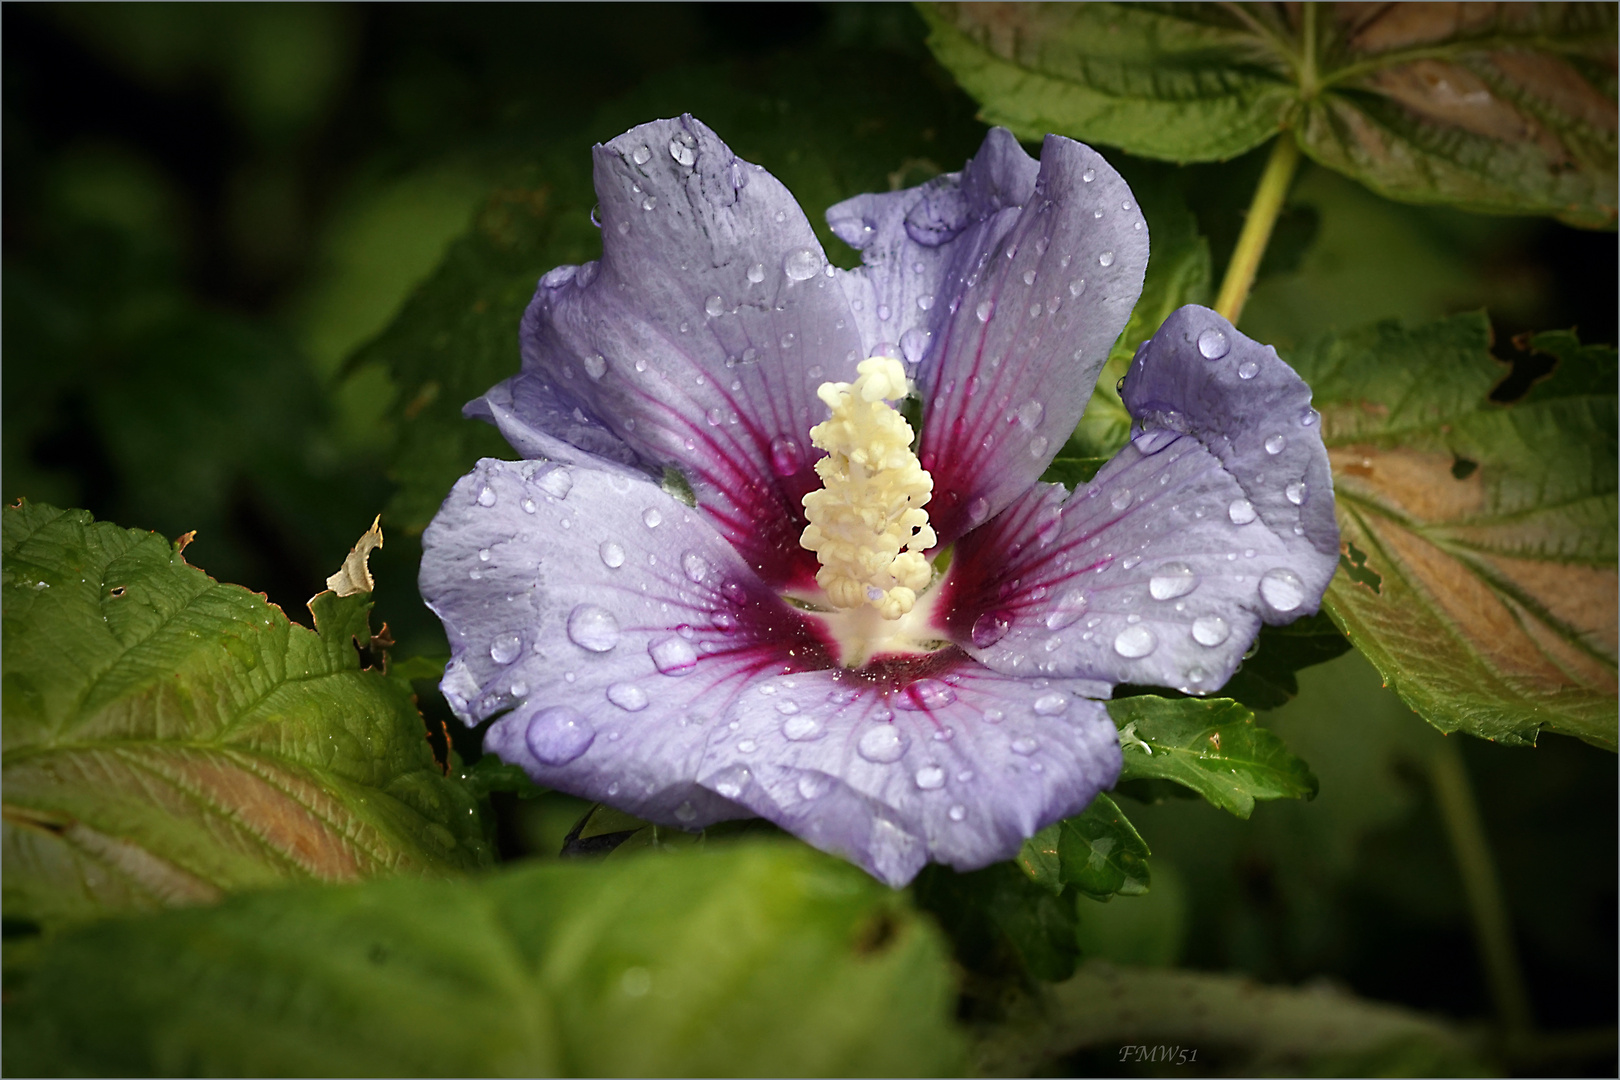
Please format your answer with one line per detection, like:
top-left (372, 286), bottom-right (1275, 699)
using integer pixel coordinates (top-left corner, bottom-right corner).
top-left (713, 765), bottom-right (749, 799)
top-left (476, 485), bottom-right (497, 507)
top-left (917, 293), bottom-right (934, 311)
top-left (1228, 498), bottom-right (1257, 525)
top-left (896, 679), bottom-right (956, 711)
top-left (1285, 481), bottom-right (1307, 505)
top-left (526, 706), bottom-right (595, 765)
top-left (1017, 400), bottom-right (1044, 430)
top-left (1045, 589), bottom-right (1089, 630)
top-left (1010, 736), bottom-right (1039, 755)
top-left (583, 354), bottom-right (607, 380)
top-left (668, 136), bottom-right (695, 166)
top-left (682, 552), bottom-right (708, 583)
top-left (649, 636), bottom-right (698, 676)
top-left (1098, 251), bottom-right (1115, 267)
top-left (857, 724), bottom-right (907, 763)
top-left (567, 604), bottom-right (621, 652)
top-left (783, 248), bottom-right (821, 281)
top-left (1259, 568), bottom-right (1305, 613)
top-left (599, 541), bottom-right (626, 568)
top-left (900, 327), bottom-right (931, 364)
top-left (783, 714), bottom-right (823, 741)
top-left (746, 262), bottom-right (765, 284)
top-left (1192, 614), bottom-right (1230, 647)
top-left (1082, 167), bottom-right (1096, 183)
top-left (1197, 327), bottom-right (1230, 360)
top-left (607, 683), bottom-right (649, 711)
top-left (1238, 360), bottom-right (1259, 379)
top-left (914, 765), bottom-right (946, 790)
top-left (975, 299), bottom-right (994, 323)
top-left (1032, 692), bottom-right (1067, 716)
top-left (704, 294), bottom-right (725, 318)
top-left (1114, 624), bottom-right (1157, 658)
top-left (536, 469), bottom-right (573, 500)
top-left (631, 144), bottom-right (652, 165)
top-left (1110, 487), bottom-right (1133, 511)
top-left (1029, 435), bottom-right (1049, 458)
top-left (769, 437), bottom-right (802, 477)
top-left (489, 634), bottom-right (522, 665)
top-left (1264, 434), bottom-right (1286, 455)
top-left (643, 507), bottom-right (663, 528)
top-left (971, 610), bottom-right (1011, 648)
top-left (1149, 562), bottom-right (1198, 600)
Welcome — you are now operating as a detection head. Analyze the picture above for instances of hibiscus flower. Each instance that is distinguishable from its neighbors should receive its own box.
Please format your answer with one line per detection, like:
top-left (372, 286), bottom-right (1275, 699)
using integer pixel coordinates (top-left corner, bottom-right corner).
top-left (420, 116), bottom-right (1337, 887)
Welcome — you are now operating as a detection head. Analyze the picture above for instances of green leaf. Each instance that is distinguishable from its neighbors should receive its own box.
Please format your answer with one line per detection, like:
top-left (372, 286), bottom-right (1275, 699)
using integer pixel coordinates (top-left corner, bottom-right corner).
top-left (1218, 611), bottom-right (1353, 710)
top-left (1019, 793), bottom-right (1152, 901)
top-left (921, 2), bottom-right (1618, 227)
top-left (970, 960), bottom-right (1489, 1077)
top-left (1288, 314), bottom-right (1618, 750)
top-left (1109, 696), bottom-right (1319, 818)
top-left (911, 860), bottom-right (1080, 983)
top-left (1, 503), bottom-right (493, 928)
top-left (3, 842), bottom-right (963, 1078)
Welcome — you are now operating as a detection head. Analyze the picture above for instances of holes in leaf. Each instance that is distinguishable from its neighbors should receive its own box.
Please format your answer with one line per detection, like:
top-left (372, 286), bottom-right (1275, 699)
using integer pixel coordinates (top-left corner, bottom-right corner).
top-left (1339, 542), bottom-right (1382, 594)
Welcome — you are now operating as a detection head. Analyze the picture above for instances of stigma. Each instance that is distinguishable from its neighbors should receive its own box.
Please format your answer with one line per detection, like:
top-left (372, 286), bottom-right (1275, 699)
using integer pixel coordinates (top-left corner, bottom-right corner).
top-left (800, 355), bottom-right (936, 621)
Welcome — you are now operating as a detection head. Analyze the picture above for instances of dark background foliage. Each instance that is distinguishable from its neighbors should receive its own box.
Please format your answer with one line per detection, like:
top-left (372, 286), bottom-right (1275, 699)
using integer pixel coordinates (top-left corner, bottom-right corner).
top-left (4, 4), bottom-right (1614, 1076)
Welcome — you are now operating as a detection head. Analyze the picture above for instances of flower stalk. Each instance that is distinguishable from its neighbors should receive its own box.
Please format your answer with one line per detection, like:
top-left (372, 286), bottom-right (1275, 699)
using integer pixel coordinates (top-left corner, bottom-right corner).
top-left (1213, 135), bottom-right (1301, 325)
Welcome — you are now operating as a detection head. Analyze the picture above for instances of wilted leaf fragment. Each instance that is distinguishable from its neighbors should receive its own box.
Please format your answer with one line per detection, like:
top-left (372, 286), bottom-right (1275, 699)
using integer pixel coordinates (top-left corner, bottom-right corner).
top-left (1109, 696), bottom-right (1319, 818)
top-left (922, 2), bottom-right (1618, 226)
top-left (323, 515), bottom-right (382, 597)
top-left (1290, 316), bottom-right (1618, 749)
top-left (1, 503), bottom-right (492, 928)
top-left (3, 843), bottom-right (963, 1078)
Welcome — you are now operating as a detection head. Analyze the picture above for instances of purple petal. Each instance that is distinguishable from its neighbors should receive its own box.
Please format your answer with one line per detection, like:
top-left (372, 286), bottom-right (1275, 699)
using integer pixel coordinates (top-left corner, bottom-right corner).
top-left (475, 115), bottom-right (868, 590)
top-left (703, 658), bottom-right (1118, 887)
top-left (834, 129), bottom-right (1148, 546)
top-left (421, 456), bottom-right (836, 826)
top-left (940, 308), bottom-right (1337, 694)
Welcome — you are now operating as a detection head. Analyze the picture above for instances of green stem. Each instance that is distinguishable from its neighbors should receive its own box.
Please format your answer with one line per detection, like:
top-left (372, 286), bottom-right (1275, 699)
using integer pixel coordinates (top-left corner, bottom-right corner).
top-left (1212, 135), bottom-right (1300, 325)
top-left (1429, 738), bottom-right (1535, 1036)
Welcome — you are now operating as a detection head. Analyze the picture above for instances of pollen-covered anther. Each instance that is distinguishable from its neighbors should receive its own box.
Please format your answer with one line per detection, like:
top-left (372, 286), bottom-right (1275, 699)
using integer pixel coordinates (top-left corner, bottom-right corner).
top-left (800, 355), bottom-right (935, 620)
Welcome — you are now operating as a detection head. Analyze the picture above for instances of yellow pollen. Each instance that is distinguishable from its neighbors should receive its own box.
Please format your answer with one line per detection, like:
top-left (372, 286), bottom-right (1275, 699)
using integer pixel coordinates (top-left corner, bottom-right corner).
top-left (799, 355), bottom-right (936, 620)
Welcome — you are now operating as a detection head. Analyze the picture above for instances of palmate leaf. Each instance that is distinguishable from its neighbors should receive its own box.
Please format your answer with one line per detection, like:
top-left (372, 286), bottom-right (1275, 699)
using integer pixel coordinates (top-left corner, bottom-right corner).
top-left (1109, 696), bottom-right (1319, 818)
top-left (1289, 315), bottom-right (1618, 749)
top-left (921, 2), bottom-right (1618, 227)
top-left (3, 843), bottom-right (963, 1078)
top-left (1, 503), bottom-right (493, 927)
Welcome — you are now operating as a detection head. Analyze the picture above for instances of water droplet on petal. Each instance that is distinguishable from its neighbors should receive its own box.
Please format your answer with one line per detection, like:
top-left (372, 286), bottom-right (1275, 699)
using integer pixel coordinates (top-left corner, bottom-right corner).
top-left (1197, 327), bottom-right (1230, 360)
top-left (1259, 567), bottom-right (1306, 613)
top-left (536, 469), bottom-right (573, 499)
top-left (607, 683), bottom-right (650, 711)
top-left (643, 508), bottom-right (662, 528)
top-left (641, 195), bottom-right (658, 212)
top-left (916, 293), bottom-right (934, 311)
top-left (489, 634), bottom-right (522, 664)
top-left (713, 765), bottom-right (749, 798)
top-left (1082, 167), bottom-right (1096, 183)
top-left (1110, 487), bottom-right (1132, 511)
top-left (971, 610), bottom-right (1011, 648)
top-left (1022, 269), bottom-right (1037, 286)
top-left (1032, 692), bottom-right (1067, 716)
top-left (783, 715), bottom-right (823, 741)
top-left (1286, 481), bottom-right (1307, 505)
top-left (1132, 428), bottom-right (1177, 455)
top-left (967, 496), bottom-right (990, 525)
top-left (896, 679), bottom-right (956, 711)
top-left (631, 144), bottom-right (652, 165)
top-left (567, 604), bottom-right (621, 652)
top-left (1045, 589), bottom-right (1089, 630)
top-left (900, 327), bottom-right (931, 364)
top-left (769, 437), bottom-right (803, 477)
top-left (649, 636), bottom-right (698, 675)
top-left (477, 485), bottom-right (497, 507)
top-left (981, 708), bottom-right (1005, 724)
top-left (857, 724), bottom-right (907, 763)
top-left (783, 248), bottom-right (821, 281)
top-left (583, 354), bottom-right (607, 380)
top-left (668, 137), bottom-right (695, 166)
top-left (747, 262), bottom-right (765, 284)
top-left (1300, 408), bottom-right (1319, 427)
top-left (1098, 251), bottom-right (1115, 267)
top-left (1238, 360), bottom-right (1259, 379)
top-left (1121, 554), bottom-right (1142, 570)
top-left (1114, 624), bottom-right (1157, 658)
top-left (1149, 562), bottom-right (1198, 600)
top-left (526, 706), bottom-right (595, 765)
top-left (599, 541), bottom-right (626, 568)
top-left (1265, 434), bottom-right (1286, 455)
top-left (1011, 736), bottom-right (1039, 755)
top-left (704, 294), bottom-right (725, 318)
top-left (975, 299), bottom-right (994, 323)
top-left (682, 552), bottom-right (709, 583)
top-left (1017, 400), bottom-right (1044, 430)
top-left (914, 765), bottom-right (946, 790)
top-left (1192, 615), bottom-right (1230, 647)
top-left (1228, 498), bottom-right (1257, 525)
